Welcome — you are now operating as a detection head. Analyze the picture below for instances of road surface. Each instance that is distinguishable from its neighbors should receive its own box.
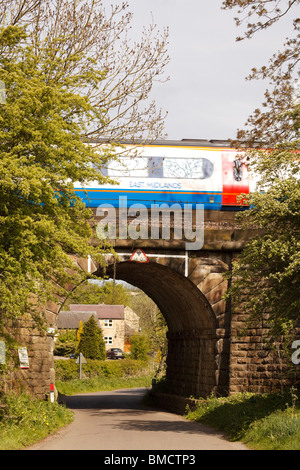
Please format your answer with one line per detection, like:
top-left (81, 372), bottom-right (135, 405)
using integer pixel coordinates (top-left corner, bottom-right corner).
top-left (29, 388), bottom-right (248, 451)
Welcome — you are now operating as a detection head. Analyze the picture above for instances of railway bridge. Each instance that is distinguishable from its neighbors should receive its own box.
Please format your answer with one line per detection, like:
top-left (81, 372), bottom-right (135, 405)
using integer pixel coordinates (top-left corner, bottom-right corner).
top-left (12, 209), bottom-right (287, 401)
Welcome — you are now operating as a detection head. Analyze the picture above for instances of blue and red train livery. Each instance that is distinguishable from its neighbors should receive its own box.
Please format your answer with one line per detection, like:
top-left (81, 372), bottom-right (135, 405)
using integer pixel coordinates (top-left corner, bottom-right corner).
top-left (74, 140), bottom-right (252, 210)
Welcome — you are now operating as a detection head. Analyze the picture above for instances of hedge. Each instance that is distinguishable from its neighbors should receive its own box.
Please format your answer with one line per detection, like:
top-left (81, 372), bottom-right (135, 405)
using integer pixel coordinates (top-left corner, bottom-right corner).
top-left (54, 358), bottom-right (149, 381)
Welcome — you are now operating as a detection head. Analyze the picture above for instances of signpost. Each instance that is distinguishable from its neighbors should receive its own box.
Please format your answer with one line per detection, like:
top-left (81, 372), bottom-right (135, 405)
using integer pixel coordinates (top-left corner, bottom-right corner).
top-left (76, 352), bottom-right (87, 379)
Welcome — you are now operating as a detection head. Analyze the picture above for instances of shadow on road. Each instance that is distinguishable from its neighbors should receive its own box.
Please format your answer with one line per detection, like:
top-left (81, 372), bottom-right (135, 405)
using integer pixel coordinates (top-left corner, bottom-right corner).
top-left (58, 388), bottom-right (226, 438)
top-left (59, 387), bottom-right (150, 411)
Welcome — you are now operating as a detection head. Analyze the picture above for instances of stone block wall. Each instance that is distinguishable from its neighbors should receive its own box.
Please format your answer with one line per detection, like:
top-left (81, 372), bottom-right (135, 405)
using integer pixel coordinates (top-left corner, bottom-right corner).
top-left (228, 310), bottom-right (297, 394)
top-left (4, 315), bottom-right (55, 399)
top-left (166, 329), bottom-right (228, 398)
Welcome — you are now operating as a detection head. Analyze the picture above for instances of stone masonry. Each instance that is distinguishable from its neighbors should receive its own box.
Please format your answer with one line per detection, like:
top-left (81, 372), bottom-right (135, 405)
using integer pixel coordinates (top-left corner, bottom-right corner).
top-left (5, 210), bottom-right (299, 399)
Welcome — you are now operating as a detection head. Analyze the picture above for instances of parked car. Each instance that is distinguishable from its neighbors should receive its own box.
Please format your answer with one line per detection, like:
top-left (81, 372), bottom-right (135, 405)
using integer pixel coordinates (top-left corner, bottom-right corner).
top-left (106, 348), bottom-right (125, 360)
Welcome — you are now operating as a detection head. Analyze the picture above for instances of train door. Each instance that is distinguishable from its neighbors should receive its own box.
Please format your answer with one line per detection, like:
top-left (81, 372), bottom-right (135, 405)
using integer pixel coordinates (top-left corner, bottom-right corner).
top-left (221, 151), bottom-right (250, 208)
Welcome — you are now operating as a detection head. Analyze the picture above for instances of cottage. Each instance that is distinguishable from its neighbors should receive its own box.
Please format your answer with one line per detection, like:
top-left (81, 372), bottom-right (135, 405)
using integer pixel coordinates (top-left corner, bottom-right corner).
top-left (56, 304), bottom-right (140, 351)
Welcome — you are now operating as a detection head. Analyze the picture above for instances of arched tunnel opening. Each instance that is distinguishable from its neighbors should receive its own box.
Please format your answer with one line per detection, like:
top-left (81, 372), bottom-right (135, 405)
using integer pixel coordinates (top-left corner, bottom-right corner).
top-left (95, 260), bottom-right (225, 398)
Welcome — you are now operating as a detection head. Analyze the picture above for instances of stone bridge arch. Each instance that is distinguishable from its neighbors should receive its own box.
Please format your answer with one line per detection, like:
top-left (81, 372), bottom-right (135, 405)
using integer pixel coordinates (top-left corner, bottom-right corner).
top-left (8, 219), bottom-right (295, 401)
top-left (93, 252), bottom-right (231, 398)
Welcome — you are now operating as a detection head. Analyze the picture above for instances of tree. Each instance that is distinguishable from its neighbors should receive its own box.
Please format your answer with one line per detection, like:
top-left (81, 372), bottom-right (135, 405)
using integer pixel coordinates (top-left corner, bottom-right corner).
top-left (222, 0), bottom-right (299, 146)
top-left (0, 1), bottom-right (169, 340)
top-left (129, 333), bottom-right (149, 361)
top-left (53, 329), bottom-right (77, 357)
top-left (129, 291), bottom-right (168, 357)
top-left (77, 315), bottom-right (105, 360)
top-left (221, 1), bottom-right (300, 347)
top-left (77, 321), bottom-right (84, 347)
top-left (0, 0), bottom-right (169, 142)
top-left (64, 280), bottom-right (131, 309)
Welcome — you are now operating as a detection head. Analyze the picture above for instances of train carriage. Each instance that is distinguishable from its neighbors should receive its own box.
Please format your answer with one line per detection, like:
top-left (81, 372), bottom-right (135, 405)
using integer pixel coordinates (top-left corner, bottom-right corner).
top-left (74, 140), bottom-right (251, 210)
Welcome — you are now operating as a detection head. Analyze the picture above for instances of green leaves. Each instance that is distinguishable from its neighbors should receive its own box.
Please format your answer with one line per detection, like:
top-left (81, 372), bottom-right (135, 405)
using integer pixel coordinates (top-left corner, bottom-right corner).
top-left (77, 315), bottom-right (106, 361)
top-left (228, 147), bottom-right (300, 344)
top-left (0, 1), bottom-right (169, 352)
top-left (0, 25), bottom-right (112, 333)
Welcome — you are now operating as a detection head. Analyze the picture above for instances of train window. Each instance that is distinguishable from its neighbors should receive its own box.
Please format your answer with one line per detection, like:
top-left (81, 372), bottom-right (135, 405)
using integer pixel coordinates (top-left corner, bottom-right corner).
top-left (164, 158), bottom-right (214, 179)
top-left (233, 158), bottom-right (243, 181)
top-left (148, 157), bottom-right (164, 178)
top-left (107, 157), bottom-right (148, 177)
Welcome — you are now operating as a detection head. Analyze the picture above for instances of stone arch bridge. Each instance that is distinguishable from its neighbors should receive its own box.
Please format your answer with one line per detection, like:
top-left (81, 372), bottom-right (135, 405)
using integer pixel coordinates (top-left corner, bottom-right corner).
top-left (13, 210), bottom-right (286, 401)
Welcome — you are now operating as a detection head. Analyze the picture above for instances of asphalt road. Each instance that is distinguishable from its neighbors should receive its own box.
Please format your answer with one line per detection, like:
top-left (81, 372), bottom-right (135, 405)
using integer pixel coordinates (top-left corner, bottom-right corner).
top-left (29, 388), bottom-right (248, 451)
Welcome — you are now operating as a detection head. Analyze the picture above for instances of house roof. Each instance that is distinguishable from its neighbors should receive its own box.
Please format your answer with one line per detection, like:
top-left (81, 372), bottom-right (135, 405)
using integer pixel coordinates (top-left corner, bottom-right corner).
top-left (56, 311), bottom-right (97, 329)
top-left (69, 304), bottom-right (124, 319)
top-left (57, 304), bottom-right (125, 329)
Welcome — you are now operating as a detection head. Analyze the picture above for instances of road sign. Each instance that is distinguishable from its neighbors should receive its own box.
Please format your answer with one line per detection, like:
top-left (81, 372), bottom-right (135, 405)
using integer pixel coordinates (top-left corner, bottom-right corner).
top-left (18, 347), bottom-right (29, 369)
top-left (76, 352), bottom-right (87, 364)
top-left (129, 249), bottom-right (149, 263)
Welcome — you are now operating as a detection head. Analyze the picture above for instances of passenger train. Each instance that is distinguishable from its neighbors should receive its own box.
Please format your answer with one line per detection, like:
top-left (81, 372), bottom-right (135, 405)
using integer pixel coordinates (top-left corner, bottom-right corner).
top-left (74, 140), bottom-right (254, 211)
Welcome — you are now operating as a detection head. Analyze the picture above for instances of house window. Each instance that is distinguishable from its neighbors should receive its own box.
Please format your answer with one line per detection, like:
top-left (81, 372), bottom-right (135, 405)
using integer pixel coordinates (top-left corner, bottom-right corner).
top-left (104, 319), bottom-right (113, 327)
top-left (104, 336), bottom-right (113, 345)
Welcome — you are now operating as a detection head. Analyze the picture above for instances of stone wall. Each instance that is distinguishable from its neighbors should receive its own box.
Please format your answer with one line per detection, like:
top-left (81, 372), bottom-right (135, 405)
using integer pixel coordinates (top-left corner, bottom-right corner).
top-left (166, 331), bottom-right (220, 398)
top-left (228, 310), bottom-right (297, 394)
top-left (3, 315), bottom-right (55, 400)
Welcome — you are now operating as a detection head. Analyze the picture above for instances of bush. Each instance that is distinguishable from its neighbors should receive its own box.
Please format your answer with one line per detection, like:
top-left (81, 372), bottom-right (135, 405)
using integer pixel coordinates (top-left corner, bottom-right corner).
top-left (129, 334), bottom-right (150, 361)
top-left (54, 359), bottom-right (79, 381)
top-left (53, 330), bottom-right (77, 357)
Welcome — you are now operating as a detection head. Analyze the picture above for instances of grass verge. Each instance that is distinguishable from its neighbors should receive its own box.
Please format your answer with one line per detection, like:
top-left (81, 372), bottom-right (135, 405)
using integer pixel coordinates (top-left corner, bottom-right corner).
top-left (0, 393), bottom-right (74, 450)
top-left (0, 359), bottom-right (154, 450)
top-left (185, 388), bottom-right (300, 450)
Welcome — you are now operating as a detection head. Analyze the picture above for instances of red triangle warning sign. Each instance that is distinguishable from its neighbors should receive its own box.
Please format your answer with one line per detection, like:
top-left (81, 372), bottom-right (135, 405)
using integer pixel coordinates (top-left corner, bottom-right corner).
top-left (129, 249), bottom-right (149, 263)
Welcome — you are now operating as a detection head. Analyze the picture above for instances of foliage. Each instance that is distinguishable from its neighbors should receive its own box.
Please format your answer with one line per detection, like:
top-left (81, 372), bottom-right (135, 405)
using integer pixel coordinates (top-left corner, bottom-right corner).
top-left (129, 333), bottom-right (150, 361)
top-left (225, 149), bottom-right (300, 345)
top-left (53, 330), bottom-right (77, 357)
top-left (0, 0), bottom-right (169, 142)
top-left (56, 374), bottom-right (152, 397)
top-left (0, 0), bottom-right (169, 344)
top-left (0, 23), bottom-right (106, 335)
top-left (54, 357), bottom-right (149, 381)
top-left (64, 280), bottom-right (131, 309)
top-left (129, 291), bottom-right (168, 361)
top-left (54, 358), bottom-right (79, 381)
top-left (185, 389), bottom-right (300, 450)
top-left (0, 392), bottom-right (74, 450)
top-left (77, 315), bottom-right (106, 360)
top-left (77, 321), bottom-right (83, 346)
top-left (222, 0), bottom-right (299, 146)
top-left (222, 0), bottom-right (300, 348)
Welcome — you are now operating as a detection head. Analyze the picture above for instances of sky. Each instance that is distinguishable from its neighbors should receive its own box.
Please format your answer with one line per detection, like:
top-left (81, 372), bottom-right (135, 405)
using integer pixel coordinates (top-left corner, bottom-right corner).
top-left (127, 0), bottom-right (294, 142)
